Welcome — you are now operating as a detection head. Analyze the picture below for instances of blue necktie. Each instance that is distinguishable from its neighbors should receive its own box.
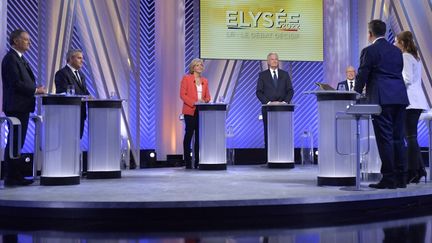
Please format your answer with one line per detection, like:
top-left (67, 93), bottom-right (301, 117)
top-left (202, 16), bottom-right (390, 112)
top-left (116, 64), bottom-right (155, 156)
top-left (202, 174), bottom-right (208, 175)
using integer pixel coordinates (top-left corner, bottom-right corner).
top-left (272, 71), bottom-right (278, 87)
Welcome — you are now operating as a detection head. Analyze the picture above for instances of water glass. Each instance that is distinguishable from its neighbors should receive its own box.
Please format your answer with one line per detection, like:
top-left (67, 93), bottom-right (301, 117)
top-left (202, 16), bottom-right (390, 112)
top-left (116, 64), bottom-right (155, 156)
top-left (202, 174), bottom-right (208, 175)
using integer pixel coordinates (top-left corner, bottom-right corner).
top-left (109, 91), bottom-right (117, 99)
top-left (66, 85), bottom-right (75, 96)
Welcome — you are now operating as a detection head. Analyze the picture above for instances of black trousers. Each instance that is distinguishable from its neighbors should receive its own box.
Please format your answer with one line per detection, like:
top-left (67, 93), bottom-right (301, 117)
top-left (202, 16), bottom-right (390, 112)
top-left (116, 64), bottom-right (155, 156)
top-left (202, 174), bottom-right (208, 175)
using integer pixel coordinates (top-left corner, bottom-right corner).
top-left (405, 109), bottom-right (424, 171)
top-left (372, 105), bottom-right (407, 183)
top-left (3, 112), bottom-right (30, 180)
top-left (80, 102), bottom-right (86, 139)
top-left (183, 111), bottom-right (199, 168)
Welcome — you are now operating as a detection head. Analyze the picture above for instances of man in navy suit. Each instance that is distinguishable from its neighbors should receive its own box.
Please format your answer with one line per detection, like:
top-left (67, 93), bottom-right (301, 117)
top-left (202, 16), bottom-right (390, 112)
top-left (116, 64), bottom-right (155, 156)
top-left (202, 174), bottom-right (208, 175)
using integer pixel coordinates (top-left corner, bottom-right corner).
top-left (256, 52), bottom-right (294, 163)
top-left (355, 20), bottom-right (409, 189)
top-left (55, 49), bottom-right (90, 138)
top-left (2, 29), bottom-right (46, 186)
top-left (337, 66), bottom-right (356, 91)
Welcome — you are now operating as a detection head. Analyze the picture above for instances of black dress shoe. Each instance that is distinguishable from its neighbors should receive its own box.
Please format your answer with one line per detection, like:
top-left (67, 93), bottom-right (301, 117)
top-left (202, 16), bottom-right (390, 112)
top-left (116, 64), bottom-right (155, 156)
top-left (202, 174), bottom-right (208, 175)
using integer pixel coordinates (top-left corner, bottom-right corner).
top-left (396, 181), bottom-right (407, 188)
top-left (409, 168), bottom-right (427, 184)
top-left (4, 178), bottom-right (34, 186)
top-left (369, 181), bottom-right (396, 189)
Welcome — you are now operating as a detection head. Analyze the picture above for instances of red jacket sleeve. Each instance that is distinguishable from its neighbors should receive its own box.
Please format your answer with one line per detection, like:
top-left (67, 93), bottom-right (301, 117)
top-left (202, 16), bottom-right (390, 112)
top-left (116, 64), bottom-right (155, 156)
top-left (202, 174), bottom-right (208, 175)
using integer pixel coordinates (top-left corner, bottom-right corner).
top-left (202, 79), bottom-right (211, 103)
top-left (180, 75), bottom-right (195, 108)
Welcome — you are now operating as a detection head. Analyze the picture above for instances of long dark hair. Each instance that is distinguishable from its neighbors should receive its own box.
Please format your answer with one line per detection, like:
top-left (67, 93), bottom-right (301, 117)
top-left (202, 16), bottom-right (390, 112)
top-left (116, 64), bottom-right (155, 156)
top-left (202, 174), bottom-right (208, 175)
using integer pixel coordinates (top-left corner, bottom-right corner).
top-left (396, 31), bottom-right (419, 60)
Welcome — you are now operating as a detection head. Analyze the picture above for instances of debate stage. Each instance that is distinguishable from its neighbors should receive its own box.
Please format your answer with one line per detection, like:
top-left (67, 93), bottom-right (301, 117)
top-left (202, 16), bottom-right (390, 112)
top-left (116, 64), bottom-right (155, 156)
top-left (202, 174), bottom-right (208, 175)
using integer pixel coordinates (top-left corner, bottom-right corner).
top-left (1, 165), bottom-right (432, 231)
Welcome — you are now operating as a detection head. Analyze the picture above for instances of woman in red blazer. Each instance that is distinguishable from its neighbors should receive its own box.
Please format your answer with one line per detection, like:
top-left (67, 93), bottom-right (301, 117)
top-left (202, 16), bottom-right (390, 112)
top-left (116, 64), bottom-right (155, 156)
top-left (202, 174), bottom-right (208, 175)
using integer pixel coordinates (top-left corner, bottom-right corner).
top-left (180, 58), bottom-right (211, 169)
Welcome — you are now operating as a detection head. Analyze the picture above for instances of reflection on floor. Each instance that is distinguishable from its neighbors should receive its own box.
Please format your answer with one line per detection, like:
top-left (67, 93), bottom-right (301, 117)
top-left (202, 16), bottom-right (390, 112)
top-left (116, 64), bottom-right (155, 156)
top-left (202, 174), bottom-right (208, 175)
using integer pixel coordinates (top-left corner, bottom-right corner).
top-left (0, 165), bottom-right (432, 234)
top-left (1, 214), bottom-right (432, 243)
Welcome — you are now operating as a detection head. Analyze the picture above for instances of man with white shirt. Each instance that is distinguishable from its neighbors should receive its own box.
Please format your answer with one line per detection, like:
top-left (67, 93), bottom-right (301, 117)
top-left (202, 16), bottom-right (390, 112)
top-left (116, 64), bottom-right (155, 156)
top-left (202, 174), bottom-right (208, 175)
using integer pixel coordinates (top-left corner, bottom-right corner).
top-left (256, 52), bottom-right (294, 164)
top-left (355, 20), bottom-right (409, 189)
top-left (337, 66), bottom-right (356, 91)
top-left (2, 29), bottom-right (46, 186)
top-left (55, 49), bottom-right (90, 138)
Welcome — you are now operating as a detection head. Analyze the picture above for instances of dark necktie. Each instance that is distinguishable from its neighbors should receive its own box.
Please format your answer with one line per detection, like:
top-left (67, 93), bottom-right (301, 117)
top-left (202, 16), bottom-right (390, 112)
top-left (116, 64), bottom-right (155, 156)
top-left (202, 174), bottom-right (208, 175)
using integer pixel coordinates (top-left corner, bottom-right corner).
top-left (272, 70), bottom-right (278, 87)
top-left (21, 56), bottom-right (35, 81)
top-left (349, 81), bottom-right (353, 91)
top-left (74, 70), bottom-right (81, 84)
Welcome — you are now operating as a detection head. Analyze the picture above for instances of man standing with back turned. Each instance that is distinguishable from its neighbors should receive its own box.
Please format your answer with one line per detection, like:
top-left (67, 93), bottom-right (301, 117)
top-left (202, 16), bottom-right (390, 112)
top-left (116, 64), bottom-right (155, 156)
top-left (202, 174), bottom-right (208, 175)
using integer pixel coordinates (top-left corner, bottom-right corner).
top-left (355, 20), bottom-right (409, 189)
top-left (2, 29), bottom-right (46, 186)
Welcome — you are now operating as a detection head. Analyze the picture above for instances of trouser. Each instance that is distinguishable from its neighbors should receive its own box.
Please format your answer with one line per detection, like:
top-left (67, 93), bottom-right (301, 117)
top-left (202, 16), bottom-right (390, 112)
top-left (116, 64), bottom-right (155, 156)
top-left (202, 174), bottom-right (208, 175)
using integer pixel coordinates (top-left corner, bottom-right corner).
top-left (405, 109), bottom-right (424, 171)
top-left (183, 110), bottom-right (199, 168)
top-left (3, 112), bottom-right (29, 180)
top-left (372, 105), bottom-right (407, 183)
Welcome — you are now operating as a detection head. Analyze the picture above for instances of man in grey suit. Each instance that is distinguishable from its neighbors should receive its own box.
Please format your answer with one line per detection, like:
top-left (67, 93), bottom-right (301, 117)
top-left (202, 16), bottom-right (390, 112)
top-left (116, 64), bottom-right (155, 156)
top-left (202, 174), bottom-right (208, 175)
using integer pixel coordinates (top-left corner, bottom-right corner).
top-left (2, 29), bottom-right (46, 186)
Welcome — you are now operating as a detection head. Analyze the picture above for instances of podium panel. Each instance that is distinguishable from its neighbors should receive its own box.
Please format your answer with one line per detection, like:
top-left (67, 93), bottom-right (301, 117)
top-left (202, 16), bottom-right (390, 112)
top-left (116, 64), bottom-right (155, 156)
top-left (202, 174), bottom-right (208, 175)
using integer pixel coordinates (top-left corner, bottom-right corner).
top-left (310, 91), bottom-right (357, 186)
top-left (41, 96), bottom-right (82, 185)
top-left (265, 105), bottom-right (295, 168)
top-left (87, 100), bottom-right (122, 179)
top-left (360, 119), bottom-right (382, 180)
top-left (196, 104), bottom-right (227, 170)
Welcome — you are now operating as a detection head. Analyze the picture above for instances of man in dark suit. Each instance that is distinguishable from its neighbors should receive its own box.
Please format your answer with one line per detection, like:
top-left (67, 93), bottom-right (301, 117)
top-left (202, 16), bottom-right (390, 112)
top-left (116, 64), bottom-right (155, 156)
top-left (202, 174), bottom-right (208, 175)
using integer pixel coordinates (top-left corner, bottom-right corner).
top-left (355, 20), bottom-right (409, 189)
top-left (337, 66), bottom-right (356, 91)
top-left (55, 49), bottom-right (90, 138)
top-left (256, 52), bottom-right (294, 162)
top-left (2, 29), bottom-right (46, 186)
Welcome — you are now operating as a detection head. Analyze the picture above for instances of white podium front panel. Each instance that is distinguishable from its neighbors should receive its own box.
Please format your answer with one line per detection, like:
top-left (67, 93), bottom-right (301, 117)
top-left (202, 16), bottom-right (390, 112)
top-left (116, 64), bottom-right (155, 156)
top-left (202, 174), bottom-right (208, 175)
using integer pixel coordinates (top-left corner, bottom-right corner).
top-left (319, 100), bottom-right (355, 176)
top-left (360, 119), bottom-right (382, 178)
top-left (41, 96), bottom-right (82, 185)
top-left (310, 91), bottom-right (357, 186)
top-left (87, 100), bottom-right (122, 179)
top-left (265, 105), bottom-right (295, 168)
top-left (197, 104), bottom-right (227, 170)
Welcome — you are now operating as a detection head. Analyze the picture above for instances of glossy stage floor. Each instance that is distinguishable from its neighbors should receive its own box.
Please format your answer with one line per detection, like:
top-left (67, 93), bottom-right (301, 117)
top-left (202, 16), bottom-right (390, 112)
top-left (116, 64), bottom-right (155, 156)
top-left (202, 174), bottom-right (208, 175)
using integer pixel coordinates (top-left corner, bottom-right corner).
top-left (1, 165), bottom-right (432, 231)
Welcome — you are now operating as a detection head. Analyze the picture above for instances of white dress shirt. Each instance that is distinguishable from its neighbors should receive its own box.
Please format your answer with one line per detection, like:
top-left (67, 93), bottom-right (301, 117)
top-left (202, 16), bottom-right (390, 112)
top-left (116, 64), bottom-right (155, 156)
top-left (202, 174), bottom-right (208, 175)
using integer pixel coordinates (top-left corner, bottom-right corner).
top-left (403, 53), bottom-right (429, 110)
top-left (196, 83), bottom-right (202, 101)
top-left (347, 79), bottom-right (355, 91)
top-left (270, 68), bottom-right (278, 79)
top-left (67, 64), bottom-right (81, 84)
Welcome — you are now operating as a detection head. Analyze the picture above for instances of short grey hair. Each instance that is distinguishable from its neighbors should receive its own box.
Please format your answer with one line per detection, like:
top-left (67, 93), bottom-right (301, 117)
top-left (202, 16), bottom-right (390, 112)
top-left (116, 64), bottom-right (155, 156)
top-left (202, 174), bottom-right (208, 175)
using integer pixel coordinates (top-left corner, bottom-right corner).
top-left (267, 52), bottom-right (279, 60)
top-left (66, 49), bottom-right (83, 62)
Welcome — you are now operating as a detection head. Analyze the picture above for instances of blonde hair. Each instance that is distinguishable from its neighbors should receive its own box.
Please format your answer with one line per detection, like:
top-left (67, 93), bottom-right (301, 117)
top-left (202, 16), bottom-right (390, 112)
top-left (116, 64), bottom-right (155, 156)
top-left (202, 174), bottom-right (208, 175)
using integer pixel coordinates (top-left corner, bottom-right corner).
top-left (189, 58), bottom-right (204, 74)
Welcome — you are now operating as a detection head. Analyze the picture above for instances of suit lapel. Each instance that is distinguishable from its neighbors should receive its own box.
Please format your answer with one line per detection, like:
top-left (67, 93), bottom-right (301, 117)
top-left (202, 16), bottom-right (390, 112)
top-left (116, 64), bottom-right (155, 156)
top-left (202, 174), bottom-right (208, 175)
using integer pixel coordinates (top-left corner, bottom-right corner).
top-left (12, 50), bottom-right (35, 82)
top-left (67, 67), bottom-right (85, 90)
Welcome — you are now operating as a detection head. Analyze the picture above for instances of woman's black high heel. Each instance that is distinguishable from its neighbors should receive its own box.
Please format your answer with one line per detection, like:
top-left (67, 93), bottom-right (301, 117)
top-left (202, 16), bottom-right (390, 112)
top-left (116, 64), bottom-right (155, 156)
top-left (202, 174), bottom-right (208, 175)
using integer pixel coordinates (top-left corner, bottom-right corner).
top-left (410, 168), bottom-right (427, 184)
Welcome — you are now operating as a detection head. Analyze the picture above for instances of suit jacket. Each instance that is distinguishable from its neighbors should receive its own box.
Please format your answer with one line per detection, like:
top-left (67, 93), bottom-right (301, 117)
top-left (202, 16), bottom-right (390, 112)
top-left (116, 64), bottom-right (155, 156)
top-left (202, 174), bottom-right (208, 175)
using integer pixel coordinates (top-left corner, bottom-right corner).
top-left (55, 65), bottom-right (90, 95)
top-left (256, 69), bottom-right (294, 104)
top-left (1, 49), bottom-right (36, 113)
top-left (337, 80), bottom-right (351, 91)
top-left (180, 74), bottom-right (211, 116)
top-left (402, 53), bottom-right (429, 110)
top-left (354, 38), bottom-right (409, 105)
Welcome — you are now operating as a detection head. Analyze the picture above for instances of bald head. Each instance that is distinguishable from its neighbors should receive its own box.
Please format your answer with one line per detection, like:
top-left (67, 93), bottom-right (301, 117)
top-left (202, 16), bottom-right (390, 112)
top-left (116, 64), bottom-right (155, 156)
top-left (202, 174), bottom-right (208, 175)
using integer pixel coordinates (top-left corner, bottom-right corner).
top-left (346, 66), bottom-right (356, 80)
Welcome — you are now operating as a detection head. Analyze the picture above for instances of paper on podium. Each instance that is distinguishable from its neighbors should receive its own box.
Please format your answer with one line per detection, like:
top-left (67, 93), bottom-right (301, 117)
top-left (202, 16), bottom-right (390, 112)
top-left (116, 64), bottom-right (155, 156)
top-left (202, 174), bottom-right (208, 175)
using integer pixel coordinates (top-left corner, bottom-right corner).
top-left (315, 82), bottom-right (335, 90)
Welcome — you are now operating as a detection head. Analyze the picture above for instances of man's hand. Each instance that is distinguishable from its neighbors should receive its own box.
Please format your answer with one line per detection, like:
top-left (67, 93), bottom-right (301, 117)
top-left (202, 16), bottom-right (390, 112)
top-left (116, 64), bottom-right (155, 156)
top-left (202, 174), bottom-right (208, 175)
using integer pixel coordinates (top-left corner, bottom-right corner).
top-left (35, 85), bottom-right (47, 94)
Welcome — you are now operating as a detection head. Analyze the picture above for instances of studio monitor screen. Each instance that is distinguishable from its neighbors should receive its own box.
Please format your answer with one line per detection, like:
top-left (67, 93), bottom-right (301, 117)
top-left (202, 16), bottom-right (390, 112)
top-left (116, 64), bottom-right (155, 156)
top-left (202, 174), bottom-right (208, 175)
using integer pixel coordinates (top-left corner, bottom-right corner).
top-left (200, 0), bottom-right (323, 61)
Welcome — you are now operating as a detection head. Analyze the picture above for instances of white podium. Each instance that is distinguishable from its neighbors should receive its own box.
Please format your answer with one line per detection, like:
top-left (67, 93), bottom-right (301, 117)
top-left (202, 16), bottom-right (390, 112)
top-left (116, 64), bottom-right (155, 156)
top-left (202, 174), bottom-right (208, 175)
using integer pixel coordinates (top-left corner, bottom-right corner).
top-left (41, 96), bottom-right (82, 185)
top-left (263, 104), bottom-right (295, 168)
top-left (196, 103), bottom-right (227, 170)
top-left (310, 91), bottom-right (357, 186)
top-left (86, 100), bottom-right (122, 179)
